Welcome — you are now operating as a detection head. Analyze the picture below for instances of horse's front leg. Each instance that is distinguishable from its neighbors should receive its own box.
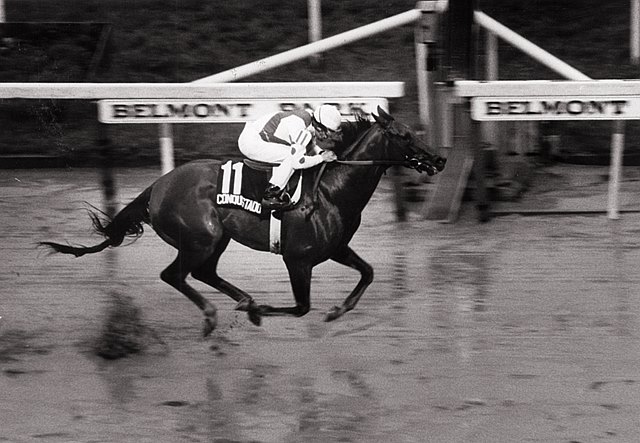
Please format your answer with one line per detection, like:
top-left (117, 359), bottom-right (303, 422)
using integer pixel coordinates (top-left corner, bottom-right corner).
top-left (325, 246), bottom-right (373, 322)
top-left (258, 261), bottom-right (312, 317)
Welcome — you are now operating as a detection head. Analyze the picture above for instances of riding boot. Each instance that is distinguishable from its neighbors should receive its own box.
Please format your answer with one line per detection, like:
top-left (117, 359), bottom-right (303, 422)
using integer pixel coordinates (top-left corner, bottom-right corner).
top-left (261, 184), bottom-right (292, 210)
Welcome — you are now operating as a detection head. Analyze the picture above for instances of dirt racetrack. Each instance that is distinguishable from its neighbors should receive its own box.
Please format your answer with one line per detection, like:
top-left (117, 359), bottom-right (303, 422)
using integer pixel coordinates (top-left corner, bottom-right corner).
top-left (1, 166), bottom-right (640, 442)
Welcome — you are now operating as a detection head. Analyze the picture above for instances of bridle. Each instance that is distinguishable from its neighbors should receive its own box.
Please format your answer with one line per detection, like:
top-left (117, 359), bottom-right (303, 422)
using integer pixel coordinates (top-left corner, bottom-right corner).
top-left (333, 123), bottom-right (441, 174)
top-left (310, 124), bottom-right (442, 203)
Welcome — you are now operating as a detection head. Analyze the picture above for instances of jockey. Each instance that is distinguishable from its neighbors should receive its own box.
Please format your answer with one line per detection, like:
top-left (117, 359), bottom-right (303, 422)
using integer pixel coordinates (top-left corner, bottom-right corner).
top-left (238, 104), bottom-right (343, 210)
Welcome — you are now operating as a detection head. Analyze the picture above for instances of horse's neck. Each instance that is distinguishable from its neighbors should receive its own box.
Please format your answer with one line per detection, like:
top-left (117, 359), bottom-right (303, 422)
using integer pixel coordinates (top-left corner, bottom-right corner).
top-left (322, 130), bottom-right (389, 212)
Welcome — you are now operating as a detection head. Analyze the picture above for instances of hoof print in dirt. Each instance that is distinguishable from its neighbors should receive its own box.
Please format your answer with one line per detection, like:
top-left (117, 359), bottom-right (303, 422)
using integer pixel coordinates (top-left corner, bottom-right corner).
top-left (161, 400), bottom-right (189, 407)
top-left (93, 294), bottom-right (148, 360)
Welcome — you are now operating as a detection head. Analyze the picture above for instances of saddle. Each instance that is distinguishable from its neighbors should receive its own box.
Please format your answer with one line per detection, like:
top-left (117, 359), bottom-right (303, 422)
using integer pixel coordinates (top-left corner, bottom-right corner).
top-left (215, 159), bottom-right (303, 217)
top-left (243, 158), bottom-right (275, 171)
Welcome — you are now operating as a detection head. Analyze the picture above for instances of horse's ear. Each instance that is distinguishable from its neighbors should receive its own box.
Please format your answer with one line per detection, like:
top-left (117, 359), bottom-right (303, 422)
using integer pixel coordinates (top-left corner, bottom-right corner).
top-left (372, 107), bottom-right (392, 128)
top-left (372, 111), bottom-right (385, 127)
top-left (376, 105), bottom-right (394, 122)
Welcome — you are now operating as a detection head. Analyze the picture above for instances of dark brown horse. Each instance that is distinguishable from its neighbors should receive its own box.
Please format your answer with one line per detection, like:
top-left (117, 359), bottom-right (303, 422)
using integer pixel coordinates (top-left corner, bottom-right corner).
top-left (41, 107), bottom-right (446, 336)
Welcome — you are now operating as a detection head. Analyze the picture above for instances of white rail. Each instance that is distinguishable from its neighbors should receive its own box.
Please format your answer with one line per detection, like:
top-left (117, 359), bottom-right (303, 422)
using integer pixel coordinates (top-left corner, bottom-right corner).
top-left (0, 81), bottom-right (405, 99)
top-left (455, 79), bottom-right (640, 97)
top-left (474, 11), bottom-right (591, 81)
top-left (192, 9), bottom-right (423, 84)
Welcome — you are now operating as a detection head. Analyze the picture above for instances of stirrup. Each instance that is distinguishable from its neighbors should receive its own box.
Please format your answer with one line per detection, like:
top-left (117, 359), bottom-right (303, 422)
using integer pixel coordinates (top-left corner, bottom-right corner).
top-left (261, 191), bottom-right (292, 210)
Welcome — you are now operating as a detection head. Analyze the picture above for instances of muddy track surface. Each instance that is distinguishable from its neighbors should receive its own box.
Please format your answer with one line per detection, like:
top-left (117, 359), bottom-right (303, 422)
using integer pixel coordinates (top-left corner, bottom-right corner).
top-left (1, 167), bottom-right (639, 442)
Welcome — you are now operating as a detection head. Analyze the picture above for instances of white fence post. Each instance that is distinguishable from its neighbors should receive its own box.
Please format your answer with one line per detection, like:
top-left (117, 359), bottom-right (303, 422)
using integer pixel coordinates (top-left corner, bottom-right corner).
top-left (482, 30), bottom-right (499, 148)
top-left (415, 1), bottom-right (440, 145)
top-left (308, 0), bottom-right (322, 66)
top-left (159, 123), bottom-right (175, 175)
top-left (484, 30), bottom-right (498, 79)
top-left (608, 121), bottom-right (625, 219)
top-left (632, 0), bottom-right (640, 64)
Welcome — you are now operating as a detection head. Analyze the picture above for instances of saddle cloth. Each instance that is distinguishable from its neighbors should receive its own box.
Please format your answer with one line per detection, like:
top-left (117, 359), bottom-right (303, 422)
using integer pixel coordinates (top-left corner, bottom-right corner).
top-left (215, 159), bottom-right (303, 254)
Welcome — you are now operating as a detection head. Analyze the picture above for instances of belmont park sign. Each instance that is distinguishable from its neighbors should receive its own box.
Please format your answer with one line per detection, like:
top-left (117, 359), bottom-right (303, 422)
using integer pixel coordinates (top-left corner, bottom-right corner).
top-left (97, 98), bottom-right (387, 123)
top-left (470, 96), bottom-right (639, 121)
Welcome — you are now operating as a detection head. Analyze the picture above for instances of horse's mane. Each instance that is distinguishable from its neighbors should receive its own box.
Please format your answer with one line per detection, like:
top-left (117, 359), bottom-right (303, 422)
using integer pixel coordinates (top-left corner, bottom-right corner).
top-left (334, 115), bottom-right (373, 157)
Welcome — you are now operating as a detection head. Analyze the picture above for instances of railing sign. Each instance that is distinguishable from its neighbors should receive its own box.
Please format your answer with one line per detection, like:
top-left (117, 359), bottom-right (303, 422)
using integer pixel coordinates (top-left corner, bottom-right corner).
top-left (97, 98), bottom-right (388, 124)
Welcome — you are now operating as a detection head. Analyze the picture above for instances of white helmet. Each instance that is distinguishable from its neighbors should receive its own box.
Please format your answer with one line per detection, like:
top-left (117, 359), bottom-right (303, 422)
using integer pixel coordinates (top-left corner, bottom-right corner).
top-left (313, 105), bottom-right (342, 131)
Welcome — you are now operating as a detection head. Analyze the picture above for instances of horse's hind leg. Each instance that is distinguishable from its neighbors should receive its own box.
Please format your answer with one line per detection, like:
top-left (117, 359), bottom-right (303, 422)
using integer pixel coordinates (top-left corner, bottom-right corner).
top-left (325, 246), bottom-right (373, 322)
top-left (191, 235), bottom-right (263, 326)
top-left (161, 251), bottom-right (219, 336)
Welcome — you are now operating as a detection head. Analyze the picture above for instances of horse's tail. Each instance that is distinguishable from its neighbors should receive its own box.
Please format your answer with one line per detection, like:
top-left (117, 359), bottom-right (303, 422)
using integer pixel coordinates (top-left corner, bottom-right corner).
top-left (40, 185), bottom-right (153, 258)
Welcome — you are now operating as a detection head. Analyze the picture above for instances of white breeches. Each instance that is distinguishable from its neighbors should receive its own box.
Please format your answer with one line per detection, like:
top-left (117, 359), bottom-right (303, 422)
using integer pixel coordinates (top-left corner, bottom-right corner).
top-left (238, 123), bottom-right (317, 189)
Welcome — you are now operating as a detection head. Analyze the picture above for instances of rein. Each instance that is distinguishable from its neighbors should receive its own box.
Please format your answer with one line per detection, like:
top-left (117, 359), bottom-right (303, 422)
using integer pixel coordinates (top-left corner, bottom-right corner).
top-left (336, 159), bottom-right (407, 166)
top-left (312, 162), bottom-right (328, 206)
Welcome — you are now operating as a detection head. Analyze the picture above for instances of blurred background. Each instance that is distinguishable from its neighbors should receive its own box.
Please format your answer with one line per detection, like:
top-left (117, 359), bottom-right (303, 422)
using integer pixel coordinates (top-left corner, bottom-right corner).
top-left (3, 4), bottom-right (640, 440)
top-left (2, 0), bottom-right (640, 169)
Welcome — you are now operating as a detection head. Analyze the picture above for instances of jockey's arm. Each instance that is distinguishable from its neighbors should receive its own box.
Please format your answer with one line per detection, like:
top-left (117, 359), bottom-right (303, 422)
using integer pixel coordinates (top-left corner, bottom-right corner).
top-left (292, 148), bottom-right (337, 169)
top-left (290, 128), bottom-right (334, 169)
top-left (309, 143), bottom-right (323, 155)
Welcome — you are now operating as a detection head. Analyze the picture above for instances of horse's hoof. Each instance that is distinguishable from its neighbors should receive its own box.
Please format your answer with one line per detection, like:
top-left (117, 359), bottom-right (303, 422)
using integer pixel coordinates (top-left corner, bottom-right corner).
top-left (202, 315), bottom-right (217, 337)
top-left (324, 306), bottom-right (343, 322)
top-left (235, 298), bottom-right (254, 312)
top-left (248, 309), bottom-right (262, 327)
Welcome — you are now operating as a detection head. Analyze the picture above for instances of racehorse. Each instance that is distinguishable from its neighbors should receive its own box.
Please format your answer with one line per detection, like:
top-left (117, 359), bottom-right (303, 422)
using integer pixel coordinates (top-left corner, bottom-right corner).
top-left (40, 106), bottom-right (446, 336)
